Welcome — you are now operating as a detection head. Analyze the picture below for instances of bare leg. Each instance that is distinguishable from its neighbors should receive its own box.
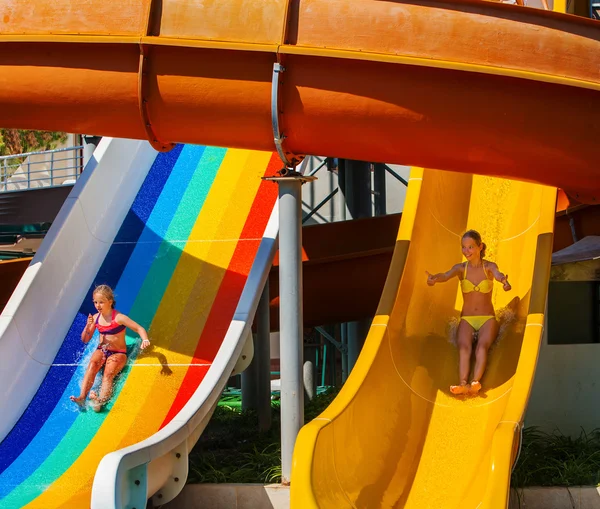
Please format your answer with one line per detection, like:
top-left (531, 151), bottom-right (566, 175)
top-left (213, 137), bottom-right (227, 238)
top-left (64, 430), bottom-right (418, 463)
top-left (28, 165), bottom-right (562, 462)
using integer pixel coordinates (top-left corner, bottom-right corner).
top-left (470, 318), bottom-right (499, 394)
top-left (91, 354), bottom-right (127, 412)
top-left (451, 320), bottom-right (474, 395)
top-left (70, 350), bottom-right (105, 406)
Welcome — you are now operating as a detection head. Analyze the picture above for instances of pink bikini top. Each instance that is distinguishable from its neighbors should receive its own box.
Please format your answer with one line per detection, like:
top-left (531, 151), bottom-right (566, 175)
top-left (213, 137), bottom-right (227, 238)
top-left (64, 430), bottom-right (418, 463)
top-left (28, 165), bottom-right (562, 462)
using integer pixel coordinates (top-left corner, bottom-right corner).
top-left (95, 309), bottom-right (126, 335)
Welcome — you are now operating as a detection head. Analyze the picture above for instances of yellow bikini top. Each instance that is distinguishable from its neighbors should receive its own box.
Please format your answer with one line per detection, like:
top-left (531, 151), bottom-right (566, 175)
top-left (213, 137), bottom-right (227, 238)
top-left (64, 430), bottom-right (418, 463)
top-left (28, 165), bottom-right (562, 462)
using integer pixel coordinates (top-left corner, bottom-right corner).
top-left (461, 262), bottom-right (493, 294)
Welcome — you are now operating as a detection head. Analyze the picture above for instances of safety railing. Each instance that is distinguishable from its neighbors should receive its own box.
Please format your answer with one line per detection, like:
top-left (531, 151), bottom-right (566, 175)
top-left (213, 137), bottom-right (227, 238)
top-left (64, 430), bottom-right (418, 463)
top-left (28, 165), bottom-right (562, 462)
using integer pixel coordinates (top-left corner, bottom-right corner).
top-left (0, 145), bottom-right (84, 192)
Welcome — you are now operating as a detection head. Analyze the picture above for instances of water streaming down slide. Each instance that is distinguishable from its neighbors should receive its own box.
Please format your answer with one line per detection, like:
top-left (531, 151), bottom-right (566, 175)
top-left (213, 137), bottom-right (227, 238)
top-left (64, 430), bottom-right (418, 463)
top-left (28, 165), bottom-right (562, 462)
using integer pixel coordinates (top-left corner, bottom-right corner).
top-left (0, 138), bottom-right (279, 508)
top-left (292, 168), bottom-right (556, 508)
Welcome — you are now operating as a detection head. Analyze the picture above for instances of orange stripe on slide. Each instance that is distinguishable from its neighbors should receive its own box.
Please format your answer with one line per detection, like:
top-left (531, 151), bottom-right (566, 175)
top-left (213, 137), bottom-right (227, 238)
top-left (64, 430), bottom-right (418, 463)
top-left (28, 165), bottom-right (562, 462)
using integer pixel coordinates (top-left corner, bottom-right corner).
top-left (161, 154), bottom-right (279, 426)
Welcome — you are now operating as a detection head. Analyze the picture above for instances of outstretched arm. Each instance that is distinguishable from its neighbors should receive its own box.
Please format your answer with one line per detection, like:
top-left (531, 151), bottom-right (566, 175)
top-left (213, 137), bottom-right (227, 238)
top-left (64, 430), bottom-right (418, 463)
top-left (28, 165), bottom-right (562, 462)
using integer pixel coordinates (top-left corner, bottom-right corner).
top-left (488, 262), bottom-right (511, 291)
top-left (117, 314), bottom-right (151, 349)
top-left (426, 263), bottom-right (463, 286)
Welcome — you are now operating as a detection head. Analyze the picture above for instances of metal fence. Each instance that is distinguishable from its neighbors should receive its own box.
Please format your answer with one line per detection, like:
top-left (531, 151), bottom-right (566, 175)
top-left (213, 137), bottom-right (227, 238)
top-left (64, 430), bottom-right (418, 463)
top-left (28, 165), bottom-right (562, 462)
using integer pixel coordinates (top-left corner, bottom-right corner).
top-left (0, 145), bottom-right (84, 193)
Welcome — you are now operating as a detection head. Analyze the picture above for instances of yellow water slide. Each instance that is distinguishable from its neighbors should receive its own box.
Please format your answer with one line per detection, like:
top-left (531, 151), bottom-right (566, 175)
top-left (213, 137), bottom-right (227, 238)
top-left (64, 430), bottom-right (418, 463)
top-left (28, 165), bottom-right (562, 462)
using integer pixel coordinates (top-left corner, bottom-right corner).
top-left (292, 168), bottom-right (556, 508)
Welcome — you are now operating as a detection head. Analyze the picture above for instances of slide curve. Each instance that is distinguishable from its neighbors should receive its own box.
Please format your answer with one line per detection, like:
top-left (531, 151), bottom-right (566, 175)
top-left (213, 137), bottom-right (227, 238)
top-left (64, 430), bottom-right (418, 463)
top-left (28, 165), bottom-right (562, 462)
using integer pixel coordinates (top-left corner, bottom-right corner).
top-left (0, 138), bottom-right (279, 508)
top-left (291, 168), bottom-right (556, 508)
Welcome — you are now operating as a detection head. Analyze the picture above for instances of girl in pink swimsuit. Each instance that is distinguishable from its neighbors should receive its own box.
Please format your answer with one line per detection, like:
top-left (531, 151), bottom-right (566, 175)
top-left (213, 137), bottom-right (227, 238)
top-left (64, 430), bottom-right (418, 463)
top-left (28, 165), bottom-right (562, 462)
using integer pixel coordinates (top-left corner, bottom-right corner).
top-left (426, 230), bottom-right (511, 395)
top-left (70, 285), bottom-right (150, 411)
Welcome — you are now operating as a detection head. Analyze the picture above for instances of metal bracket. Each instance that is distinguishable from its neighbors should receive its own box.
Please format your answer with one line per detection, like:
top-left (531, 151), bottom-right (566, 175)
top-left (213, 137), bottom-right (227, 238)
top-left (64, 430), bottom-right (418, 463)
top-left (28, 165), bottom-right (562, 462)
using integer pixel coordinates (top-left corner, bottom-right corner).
top-left (138, 45), bottom-right (175, 153)
top-left (316, 326), bottom-right (347, 354)
top-left (124, 463), bottom-right (148, 509)
top-left (271, 63), bottom-right (304, 169)
top-left (151, 441), bottom-right (189, 507)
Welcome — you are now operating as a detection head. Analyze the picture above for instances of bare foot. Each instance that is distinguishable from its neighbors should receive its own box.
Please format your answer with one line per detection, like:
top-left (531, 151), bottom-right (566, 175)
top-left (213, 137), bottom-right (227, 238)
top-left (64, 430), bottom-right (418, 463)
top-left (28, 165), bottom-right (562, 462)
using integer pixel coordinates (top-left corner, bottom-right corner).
top-left (450, 382), bottom-right (470, 395)
top-left (469, 381), bottom-right (482, 394)
top-left (70, 395), bottom-right (86, 407)
top-left (89, 391), bottom-right (105, 412)
top-left (91, 402), bottom-right (103, 412)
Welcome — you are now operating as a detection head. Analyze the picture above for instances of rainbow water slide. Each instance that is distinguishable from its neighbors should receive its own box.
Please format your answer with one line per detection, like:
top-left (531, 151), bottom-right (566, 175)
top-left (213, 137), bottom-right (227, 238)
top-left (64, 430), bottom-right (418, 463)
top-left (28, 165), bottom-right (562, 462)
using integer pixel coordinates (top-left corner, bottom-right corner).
top-left (0, 138), bottom-right (278, 508)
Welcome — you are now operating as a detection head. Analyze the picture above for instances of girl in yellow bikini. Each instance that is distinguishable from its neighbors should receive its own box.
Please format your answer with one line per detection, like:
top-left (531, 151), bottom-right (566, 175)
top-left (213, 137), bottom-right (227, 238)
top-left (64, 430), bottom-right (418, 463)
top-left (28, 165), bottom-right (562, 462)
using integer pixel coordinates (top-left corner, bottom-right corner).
top-left (426, 230), bottom-right (511, 395)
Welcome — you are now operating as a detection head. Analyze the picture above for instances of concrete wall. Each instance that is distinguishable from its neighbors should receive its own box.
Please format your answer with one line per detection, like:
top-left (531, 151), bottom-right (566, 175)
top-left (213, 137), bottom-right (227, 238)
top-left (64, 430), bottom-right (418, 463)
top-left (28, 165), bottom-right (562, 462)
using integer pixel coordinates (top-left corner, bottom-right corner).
top-left (525, 321), bottom-right (600, 436)
top-left (301, 157), bottom-right (410, 225)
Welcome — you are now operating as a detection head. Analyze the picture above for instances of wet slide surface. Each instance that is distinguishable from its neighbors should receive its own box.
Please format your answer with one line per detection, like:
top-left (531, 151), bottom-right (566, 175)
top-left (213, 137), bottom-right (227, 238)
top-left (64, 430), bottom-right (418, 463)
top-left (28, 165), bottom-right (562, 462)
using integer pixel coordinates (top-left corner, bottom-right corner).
top-left (0, 145), bottom-right (277, 508)
top-left (292, 169), bottom-right (556, 508)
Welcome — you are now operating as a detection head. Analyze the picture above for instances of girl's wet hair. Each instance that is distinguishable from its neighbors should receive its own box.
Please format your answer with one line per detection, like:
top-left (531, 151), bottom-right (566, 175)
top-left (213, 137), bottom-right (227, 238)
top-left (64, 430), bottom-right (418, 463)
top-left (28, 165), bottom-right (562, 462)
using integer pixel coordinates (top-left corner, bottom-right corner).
top-left (462, 229), bottom-right (487, 258)
top-left (93, 284), bottom-right (116, 308)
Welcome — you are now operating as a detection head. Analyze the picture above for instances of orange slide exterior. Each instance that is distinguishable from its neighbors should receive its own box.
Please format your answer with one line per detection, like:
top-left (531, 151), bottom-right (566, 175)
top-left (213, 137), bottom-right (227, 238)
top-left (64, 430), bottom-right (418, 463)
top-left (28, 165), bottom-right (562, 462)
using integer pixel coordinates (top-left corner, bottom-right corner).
top-left (0, 0), bottom-right (599, 201)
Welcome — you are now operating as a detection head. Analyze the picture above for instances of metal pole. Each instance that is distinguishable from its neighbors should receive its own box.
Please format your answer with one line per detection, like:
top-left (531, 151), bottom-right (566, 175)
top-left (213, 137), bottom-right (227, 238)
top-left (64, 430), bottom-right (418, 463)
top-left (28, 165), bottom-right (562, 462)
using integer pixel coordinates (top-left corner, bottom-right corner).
top-left (374, 163), bottom-right (387, 216)
top-left (347, 319), bottom-right (373, 373)
top-left (341, 323), bottom-right (348, 382)
top-left (50, 151), bottom-right (55, 187)
top-left (345, 160), bottom-right (372, 374)
top-left (256, 281), bottom-right (272, 432)
top-left (264, 172), bottom-right (316, 484)
top-left (344, 160), bottom-right (372, 220)
top-left (337, 159), bottom-right (347, 221)
top-left (82, 135), bottom-right (102, 169)
top-left (241, 342), bottom-right (258, 412)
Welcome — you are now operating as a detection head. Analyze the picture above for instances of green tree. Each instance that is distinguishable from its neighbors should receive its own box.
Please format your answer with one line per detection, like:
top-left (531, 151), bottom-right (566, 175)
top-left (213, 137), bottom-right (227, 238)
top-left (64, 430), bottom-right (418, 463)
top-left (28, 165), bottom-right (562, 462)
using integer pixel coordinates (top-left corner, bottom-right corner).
top-left (0, 129), bottom-right (68, 157)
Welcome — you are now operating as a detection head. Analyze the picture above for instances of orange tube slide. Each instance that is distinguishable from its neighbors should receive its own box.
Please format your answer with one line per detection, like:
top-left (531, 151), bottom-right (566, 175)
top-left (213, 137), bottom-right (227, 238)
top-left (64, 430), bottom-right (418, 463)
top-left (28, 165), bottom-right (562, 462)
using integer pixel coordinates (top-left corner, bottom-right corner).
top-left (0, 0), bottom-right (599, 201)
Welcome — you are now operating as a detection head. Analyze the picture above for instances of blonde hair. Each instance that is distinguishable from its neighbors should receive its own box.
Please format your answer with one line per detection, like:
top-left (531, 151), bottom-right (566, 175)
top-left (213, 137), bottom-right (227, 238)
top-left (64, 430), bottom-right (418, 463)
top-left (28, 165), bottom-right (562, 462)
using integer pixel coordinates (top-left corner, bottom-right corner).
top-left (93, 284), bottom-right (116, 309)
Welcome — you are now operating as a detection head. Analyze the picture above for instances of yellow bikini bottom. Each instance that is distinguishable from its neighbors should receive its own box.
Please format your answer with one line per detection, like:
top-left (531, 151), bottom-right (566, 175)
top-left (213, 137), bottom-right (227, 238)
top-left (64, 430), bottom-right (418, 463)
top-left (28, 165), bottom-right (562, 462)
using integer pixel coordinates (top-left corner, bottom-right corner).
top-left (461, 315), bottom-right (496, 331)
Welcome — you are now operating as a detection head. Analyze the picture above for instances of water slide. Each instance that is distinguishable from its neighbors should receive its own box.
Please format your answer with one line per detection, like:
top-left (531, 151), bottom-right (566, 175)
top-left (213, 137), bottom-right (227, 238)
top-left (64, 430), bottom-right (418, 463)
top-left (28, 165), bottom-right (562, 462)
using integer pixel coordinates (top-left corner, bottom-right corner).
top-left (0, 1), bottom-right (598, 508)
top-left (292, 168), bottom-right (556, 508)
top-left (0, 138), bottom-right (279, 508)
top-left (0, 0), bottom-right (598, 201)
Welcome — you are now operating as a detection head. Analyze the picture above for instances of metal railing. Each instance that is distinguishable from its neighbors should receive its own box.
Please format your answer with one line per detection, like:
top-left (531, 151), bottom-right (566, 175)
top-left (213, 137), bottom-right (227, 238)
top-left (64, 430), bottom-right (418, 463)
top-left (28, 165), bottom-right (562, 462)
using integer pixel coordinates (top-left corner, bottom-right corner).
top-left (0, 145), bottom-right (84, 193)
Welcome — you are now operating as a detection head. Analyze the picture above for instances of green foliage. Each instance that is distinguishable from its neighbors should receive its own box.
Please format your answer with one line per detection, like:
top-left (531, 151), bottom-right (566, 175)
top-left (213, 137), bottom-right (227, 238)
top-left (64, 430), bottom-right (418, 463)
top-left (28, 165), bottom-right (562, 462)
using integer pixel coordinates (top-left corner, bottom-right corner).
top-left (190, 394), bottom-right (600, 489)
top-left (188, 387), bottom-right (340, 485)
top-left (0, 129), bottom-right (68, 157)
top-left (512, 427), bottom-right (600, 488)
top-left (188, 405), bottom-right (282, 484)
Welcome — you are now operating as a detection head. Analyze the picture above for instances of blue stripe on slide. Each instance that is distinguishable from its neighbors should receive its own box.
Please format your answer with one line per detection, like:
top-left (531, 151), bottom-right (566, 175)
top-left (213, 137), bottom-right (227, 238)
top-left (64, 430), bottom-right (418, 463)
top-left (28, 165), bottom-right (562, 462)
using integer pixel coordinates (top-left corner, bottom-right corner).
top-left (0, 145), bottom-right (216, 506)
top-left (0, 145), bottom-right (181, 478)
top-left (116, 144), bottom-right (206, 312)
top-left (0, 145), bottom-right (205, 504)
top-left (0, 147), bottom-right (204, 505)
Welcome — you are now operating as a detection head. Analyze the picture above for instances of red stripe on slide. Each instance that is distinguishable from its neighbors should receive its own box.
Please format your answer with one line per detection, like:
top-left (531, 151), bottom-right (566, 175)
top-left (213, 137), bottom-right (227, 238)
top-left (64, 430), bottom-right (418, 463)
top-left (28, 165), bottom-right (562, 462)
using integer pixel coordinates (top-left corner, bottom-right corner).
top-left (160, 154), bottom-right (279, 427)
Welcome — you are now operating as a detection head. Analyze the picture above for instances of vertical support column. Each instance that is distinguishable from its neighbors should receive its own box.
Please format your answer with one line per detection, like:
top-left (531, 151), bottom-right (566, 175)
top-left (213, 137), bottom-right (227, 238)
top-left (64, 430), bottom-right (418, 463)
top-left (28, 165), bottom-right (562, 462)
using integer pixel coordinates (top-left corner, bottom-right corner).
top-left (373, 163), bottom-right (387, 217)
top-left (264, 172), bottom-right (316, 484)
top-left (82, 135), bottom-right (102, 169)
top-left (256, 281), bottom-right (272, 433)
top-left (241, 343), bottom-right (258, 412)
top-left (337, 159), bottom-right (347, 222)
top-left (345, 160), bottom-right (373, 373)
top-left (347, 320), bottom-right (372, 373)
top-left (341, 323), bottom-right (348, 382)
top-left (344, 160), bottom-right (372, 220)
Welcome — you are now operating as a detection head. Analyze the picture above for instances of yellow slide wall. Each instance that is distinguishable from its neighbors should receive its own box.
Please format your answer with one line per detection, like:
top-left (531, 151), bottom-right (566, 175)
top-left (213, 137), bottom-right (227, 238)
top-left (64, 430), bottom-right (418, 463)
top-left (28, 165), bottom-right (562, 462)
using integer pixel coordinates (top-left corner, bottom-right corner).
top-left (292, 168), bottom-right (556, 508)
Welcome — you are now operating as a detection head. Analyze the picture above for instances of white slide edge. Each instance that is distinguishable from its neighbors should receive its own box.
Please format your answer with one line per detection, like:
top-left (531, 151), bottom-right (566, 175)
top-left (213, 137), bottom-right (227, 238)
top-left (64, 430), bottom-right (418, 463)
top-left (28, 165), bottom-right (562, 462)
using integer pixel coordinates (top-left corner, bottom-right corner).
top-left (0, 138), bottom-right (158, 441)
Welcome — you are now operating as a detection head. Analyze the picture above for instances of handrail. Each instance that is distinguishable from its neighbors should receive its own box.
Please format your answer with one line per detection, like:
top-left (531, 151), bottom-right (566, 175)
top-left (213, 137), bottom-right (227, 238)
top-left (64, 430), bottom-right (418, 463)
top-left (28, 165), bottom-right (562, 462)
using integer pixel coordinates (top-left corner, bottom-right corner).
top-left (0, 145), bottom-right (84, 193)
top-left (0, 145), bottom-right (84, 161)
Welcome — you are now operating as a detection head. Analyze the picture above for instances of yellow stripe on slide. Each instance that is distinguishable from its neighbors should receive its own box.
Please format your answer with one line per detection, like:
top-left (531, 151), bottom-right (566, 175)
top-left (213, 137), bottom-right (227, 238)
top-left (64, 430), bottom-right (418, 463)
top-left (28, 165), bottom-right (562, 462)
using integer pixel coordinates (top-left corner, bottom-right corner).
top-left (29, 150), bottom-right (267, 508)
top-left (117, 150), bottom-right (268, 439)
